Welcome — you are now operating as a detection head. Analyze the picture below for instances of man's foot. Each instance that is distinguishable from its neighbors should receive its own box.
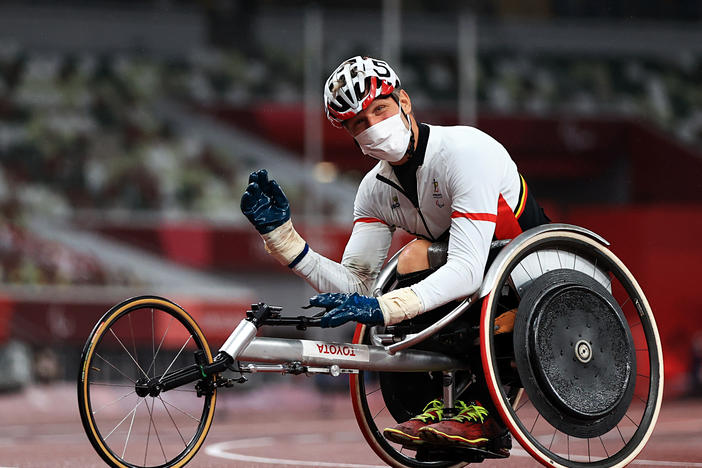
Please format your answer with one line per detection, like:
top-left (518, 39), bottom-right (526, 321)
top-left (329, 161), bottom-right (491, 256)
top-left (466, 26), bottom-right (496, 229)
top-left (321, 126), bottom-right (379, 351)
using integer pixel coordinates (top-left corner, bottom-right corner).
top-left (417, 401), bottom-right (510, 452)
top-left (383, 399), bottom-right (444, 447)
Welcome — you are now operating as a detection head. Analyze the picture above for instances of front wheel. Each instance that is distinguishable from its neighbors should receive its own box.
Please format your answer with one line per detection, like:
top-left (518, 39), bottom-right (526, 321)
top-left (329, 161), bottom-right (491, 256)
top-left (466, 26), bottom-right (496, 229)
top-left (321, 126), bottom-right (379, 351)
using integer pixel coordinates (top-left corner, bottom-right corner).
top-left (77, 296), bottom-right (217, 468)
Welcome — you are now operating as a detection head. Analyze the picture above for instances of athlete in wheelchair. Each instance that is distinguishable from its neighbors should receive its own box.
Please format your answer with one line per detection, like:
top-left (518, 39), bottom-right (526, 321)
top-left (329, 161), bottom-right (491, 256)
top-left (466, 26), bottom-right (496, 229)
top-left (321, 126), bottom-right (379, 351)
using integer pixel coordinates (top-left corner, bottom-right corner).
top-left (242, 55), bottom-right (551, 455)
top-left (78, 56), bottom-right (663, 468)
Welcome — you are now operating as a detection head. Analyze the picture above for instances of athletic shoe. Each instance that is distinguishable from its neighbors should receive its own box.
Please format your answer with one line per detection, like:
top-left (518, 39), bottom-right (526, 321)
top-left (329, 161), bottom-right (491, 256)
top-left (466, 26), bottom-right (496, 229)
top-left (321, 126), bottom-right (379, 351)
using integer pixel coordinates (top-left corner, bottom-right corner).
top-left (383, 399), bottom-right (444, 446)
top-left (417, 400), bottom-right (509, 450)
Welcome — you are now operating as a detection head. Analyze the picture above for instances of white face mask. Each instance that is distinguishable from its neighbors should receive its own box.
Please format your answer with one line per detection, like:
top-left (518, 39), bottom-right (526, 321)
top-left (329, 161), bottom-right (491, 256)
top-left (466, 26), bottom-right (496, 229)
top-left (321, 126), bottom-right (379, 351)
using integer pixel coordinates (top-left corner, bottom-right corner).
top-left (355, 106), bottom-right (412, 162)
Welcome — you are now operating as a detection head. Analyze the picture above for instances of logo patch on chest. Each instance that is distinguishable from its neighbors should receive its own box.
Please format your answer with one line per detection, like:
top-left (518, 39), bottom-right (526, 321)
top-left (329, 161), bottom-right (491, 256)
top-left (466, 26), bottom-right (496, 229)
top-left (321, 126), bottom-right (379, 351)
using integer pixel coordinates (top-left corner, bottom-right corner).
top-left (432, 178), bottom-right (443, 199)
top-left (391, 195), bottom-right (400, 210)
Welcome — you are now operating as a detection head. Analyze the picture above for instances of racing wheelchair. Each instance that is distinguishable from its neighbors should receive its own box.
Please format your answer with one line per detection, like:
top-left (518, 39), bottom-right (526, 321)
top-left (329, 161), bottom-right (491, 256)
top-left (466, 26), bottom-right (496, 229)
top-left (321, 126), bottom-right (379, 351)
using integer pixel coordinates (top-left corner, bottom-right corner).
top-left (77, 224), bottom-right (663, 468)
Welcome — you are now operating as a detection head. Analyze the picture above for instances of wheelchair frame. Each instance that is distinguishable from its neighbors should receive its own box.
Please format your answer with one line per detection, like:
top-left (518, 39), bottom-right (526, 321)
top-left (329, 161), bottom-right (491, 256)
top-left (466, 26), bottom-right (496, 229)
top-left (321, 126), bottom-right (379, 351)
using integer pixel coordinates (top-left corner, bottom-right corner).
top-left (77, 224), bottom-right (663, 468)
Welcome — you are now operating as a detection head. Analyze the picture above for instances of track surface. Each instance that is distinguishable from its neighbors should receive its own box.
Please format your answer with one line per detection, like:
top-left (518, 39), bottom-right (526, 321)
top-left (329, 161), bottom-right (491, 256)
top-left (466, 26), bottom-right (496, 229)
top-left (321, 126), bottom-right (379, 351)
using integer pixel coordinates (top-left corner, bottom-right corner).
top-left (2, 382), bottom-right (701, 468)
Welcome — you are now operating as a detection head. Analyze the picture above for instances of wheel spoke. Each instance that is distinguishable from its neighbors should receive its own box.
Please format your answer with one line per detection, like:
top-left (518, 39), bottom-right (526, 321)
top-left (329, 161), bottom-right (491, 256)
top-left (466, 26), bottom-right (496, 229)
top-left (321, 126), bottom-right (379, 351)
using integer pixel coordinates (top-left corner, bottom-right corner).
top-left (144, 396), bottom-right (154, 466)
top-left (587, 438), bottom-right (591, 462)
top-left (530, 412), bottom-right (540, 433)
top-left (159, 335), bottom-right (193, 383)
top-left (600, 435), bottom-right (609, 457)
top-left (160, 396), bottom-right (201, 423)
top-left (515, 397), bottom-right (530, 413)
top-left (92, 390), bottom-right (136, 415)
top-left (95, 353), bottom-right (136, 384)
top-left (128, 313), bottom-right (139, 378)
top-left (146, 315), bottom-right (175, 377)
top-left (625, 413), bottom-right (640, 427)
top-left (151, 308), bottom-right (156, 378)
top-left (104, 398), bottom-right (144, 441)
top-left (592, 257), bottom-right (598, 279)
top-left (110, 329), bottom-right (149, 380)
top-left (90, 382), bottom-right (135, 389)
top-left (616, 424), bottom-right (626, 444)
top-left (145, 397), bottom-right (168, 463)
top-left (373, 406), bottom-right (386, 421)
top-left (536, 251), bottom-right (544, 275)
top-left (606, 272), bottom-right (614, 290)
top-left (548, 429), bottom-right (556, 450)
top-left (365, 387), bottom-right (382, 397)
top-left (122, 398), bottom-right (139, 459)
top-left (158, 396), bottom-right (187, 447)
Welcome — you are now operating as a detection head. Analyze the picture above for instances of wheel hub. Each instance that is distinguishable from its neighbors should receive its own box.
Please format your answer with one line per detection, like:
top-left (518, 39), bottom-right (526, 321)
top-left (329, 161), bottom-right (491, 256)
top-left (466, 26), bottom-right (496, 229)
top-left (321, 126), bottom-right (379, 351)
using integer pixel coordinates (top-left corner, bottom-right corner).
top-left (575, 339), bottom-right (592, 363)
top-left (514, 269), bottom-right (636, 438)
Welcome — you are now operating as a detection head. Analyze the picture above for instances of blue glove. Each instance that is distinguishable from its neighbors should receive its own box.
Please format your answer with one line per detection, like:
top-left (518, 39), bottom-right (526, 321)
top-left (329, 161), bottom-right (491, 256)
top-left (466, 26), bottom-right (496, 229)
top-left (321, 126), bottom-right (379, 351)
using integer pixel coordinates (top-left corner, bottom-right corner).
top-left (309, 293), bottom-right (385, 328)
top-left (241, 169), bottom-right (291, 234)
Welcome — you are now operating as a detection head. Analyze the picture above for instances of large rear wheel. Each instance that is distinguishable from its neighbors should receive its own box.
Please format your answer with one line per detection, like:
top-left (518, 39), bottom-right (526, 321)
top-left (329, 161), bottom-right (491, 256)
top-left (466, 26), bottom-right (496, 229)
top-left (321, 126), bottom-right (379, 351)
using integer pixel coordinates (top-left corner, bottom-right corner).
top-left (481, 231), bottom-right (663, 468)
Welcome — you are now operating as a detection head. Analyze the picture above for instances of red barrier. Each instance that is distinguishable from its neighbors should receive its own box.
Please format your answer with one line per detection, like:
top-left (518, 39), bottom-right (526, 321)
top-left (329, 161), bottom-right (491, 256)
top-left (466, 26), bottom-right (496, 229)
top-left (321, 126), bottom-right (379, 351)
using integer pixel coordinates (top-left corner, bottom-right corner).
top-left (2, 291), bottom-right (252, 349)
top-left (0, 294), bottom-right (13, 344)
top-left (564, 205), bottom-right (702, 395)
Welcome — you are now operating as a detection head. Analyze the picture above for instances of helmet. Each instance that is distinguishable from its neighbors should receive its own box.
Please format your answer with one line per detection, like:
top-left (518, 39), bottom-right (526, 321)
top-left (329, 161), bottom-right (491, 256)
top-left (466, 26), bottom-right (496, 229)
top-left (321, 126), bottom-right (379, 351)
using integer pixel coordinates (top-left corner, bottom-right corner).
top-left (324, 56), bottom-right (401, 128)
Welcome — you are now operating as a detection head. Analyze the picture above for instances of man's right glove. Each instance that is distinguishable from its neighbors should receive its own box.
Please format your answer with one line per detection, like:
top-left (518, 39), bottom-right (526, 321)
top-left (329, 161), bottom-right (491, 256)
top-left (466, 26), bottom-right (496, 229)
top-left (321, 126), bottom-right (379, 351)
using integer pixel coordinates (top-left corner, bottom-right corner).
top-left (241, 169), bottom-right (308, 267)
top-left (241, 169), bottom-right (290, 234)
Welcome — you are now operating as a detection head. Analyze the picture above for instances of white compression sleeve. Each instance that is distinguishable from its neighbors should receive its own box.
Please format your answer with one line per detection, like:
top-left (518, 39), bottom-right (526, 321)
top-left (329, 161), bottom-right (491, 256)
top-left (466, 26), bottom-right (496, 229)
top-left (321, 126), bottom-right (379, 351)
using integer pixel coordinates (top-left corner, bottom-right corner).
top-left (291, 221), bottom-right (393, 295)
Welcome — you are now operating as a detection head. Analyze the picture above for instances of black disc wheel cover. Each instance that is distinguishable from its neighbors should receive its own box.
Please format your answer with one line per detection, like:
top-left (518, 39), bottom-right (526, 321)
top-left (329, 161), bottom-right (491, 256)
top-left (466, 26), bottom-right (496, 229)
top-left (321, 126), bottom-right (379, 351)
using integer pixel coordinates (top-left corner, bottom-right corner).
top-left (514, 269), bottom-right (636, 438)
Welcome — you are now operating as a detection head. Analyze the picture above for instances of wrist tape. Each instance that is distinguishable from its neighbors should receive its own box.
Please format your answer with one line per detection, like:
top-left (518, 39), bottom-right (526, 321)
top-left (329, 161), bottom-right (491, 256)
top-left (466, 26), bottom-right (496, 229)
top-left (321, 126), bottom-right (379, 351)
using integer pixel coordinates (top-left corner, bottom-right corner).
top-left (377, 287), bottom-right (424, 326)
top-left (261, 219), bottom-right (307, 267)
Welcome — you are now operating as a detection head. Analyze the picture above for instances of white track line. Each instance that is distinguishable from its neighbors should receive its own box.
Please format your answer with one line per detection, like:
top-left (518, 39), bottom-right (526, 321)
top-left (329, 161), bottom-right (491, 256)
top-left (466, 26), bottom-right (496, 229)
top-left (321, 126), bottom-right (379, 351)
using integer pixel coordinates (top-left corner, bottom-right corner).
top-left (205, 437), bottom-right (387, 467)
top-left (206, 434), bottom-right (702, 468)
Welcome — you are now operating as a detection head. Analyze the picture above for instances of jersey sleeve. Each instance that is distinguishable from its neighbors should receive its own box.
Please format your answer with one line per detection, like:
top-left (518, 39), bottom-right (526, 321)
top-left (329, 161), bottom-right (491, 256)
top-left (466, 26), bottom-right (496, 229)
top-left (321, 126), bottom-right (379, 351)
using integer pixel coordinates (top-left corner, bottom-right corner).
top-left (410, 129), bottom-right (506, 311)
top-left (291, 176), bottom-right (393, 295)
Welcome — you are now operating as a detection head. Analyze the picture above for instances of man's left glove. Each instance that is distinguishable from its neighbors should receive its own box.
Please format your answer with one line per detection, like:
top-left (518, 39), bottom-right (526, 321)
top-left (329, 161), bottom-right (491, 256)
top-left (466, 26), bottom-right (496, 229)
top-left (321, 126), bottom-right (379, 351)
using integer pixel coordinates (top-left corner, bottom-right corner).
top-left (309, 292), bottom-right (386, 328)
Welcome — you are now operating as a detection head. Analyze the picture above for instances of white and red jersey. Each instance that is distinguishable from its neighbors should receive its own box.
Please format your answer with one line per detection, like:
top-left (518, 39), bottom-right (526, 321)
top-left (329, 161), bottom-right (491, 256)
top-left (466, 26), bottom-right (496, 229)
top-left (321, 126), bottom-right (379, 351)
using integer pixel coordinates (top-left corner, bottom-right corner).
top-left (292, 123), bottom-right (534, 313)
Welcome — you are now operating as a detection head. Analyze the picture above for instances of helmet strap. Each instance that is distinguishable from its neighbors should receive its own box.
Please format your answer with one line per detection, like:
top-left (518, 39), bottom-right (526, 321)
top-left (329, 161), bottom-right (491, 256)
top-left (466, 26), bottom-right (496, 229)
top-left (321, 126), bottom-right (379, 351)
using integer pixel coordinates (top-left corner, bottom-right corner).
top-left (389, 92), bottom-right (416, 159)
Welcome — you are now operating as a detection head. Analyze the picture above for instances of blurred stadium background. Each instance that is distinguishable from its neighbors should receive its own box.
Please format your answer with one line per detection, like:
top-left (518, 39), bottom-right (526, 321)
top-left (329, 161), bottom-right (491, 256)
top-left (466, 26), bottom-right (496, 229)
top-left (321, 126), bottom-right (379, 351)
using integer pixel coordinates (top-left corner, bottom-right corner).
top-left (1, 0), bottom-right (702, 465)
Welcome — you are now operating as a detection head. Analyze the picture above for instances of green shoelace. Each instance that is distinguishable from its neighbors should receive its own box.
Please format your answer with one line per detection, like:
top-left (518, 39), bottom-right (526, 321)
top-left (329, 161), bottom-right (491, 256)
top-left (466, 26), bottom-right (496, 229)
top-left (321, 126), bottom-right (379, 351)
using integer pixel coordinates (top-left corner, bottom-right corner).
top-left (412, 399), bottom-right (444, 422)
top-left (450, 400), bottom-right (488, 423)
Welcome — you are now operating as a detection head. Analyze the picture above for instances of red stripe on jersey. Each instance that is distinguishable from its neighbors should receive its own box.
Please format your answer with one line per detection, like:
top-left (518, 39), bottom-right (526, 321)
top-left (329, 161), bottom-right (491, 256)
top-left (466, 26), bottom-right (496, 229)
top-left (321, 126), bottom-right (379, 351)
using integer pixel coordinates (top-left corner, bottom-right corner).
top-left (451, 211), bottom-right (497, 223)
top-left (494, 194), bottom-right (523, 240)
top-left (354, 217), bottom-right (387, 225)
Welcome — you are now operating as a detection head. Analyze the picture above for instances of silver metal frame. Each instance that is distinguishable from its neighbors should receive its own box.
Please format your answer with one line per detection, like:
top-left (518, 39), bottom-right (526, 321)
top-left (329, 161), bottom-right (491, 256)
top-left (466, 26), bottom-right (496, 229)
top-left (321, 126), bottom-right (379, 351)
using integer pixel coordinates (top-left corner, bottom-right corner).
top-left (237, 336), bottom-right (468, 372)
top-left (219, 223), bottom-right (609, 371)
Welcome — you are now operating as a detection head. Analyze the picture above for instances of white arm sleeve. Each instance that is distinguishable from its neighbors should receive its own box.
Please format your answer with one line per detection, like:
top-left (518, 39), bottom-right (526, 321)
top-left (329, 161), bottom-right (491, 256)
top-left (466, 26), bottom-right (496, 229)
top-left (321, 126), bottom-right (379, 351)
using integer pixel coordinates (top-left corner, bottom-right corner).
top-left (291, 220), bottom-right (393, 295)
top-left (410, 217), bottom-right (494, 311)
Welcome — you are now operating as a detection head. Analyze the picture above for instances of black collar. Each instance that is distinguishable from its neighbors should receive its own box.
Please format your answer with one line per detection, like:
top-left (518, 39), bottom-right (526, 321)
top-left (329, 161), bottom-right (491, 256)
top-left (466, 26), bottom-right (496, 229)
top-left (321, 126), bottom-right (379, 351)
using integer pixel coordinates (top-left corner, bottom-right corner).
top-left (390, 123), bottom-right (430, 208)
top-left (412, 123), bottom-right (429, 166)
top-left (392, 123), bottom-right (429, 174)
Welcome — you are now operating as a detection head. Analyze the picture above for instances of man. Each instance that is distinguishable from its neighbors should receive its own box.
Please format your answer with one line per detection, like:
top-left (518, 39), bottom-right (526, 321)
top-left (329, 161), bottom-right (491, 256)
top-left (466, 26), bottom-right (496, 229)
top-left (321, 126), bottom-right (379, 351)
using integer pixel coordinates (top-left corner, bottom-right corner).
top-left (241, 56), bottom-right (549, 452)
